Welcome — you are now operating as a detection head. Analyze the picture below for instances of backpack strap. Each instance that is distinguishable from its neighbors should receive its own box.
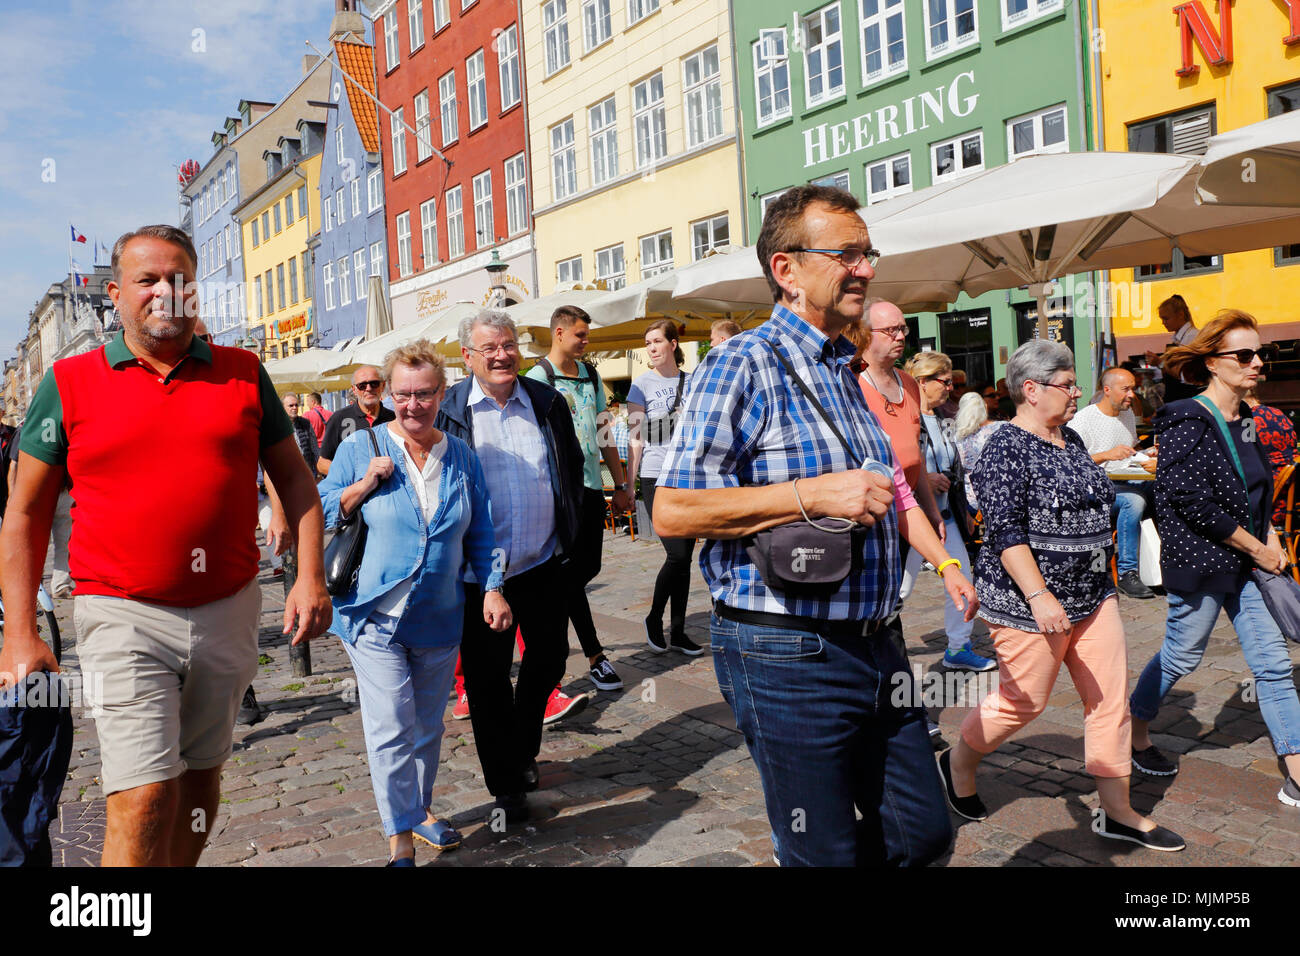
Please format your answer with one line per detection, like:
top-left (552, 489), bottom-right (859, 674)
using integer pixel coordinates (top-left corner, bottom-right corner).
top-left (537, 357), bottom-right (556, 385)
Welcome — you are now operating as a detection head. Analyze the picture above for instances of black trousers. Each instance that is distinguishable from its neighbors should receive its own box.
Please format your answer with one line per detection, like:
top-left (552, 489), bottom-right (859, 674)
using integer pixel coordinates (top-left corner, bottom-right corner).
top-left (642, 482), bottom-right (696, 638)
top-left (461, 558), bottom-right (570, 797)
top-left (561, 488), bottom-right (608, 660)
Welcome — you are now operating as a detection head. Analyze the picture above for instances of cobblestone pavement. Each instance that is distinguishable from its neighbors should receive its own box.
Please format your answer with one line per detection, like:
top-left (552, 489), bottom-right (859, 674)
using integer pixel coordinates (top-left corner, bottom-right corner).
top-left (41, 529), bottom-right (1300, 867)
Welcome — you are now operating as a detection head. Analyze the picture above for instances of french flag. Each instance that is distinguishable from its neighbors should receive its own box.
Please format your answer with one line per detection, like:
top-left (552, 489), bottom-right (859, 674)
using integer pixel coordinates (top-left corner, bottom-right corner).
top-left (70, 225), bottom-right (87, 243)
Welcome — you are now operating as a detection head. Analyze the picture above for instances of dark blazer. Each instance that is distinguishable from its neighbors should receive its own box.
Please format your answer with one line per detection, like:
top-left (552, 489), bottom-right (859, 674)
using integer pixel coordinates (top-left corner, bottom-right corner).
top-left (435, 374), bottom-right (586, 558)
top-left (1153, 397), bottom-right (1273, 593)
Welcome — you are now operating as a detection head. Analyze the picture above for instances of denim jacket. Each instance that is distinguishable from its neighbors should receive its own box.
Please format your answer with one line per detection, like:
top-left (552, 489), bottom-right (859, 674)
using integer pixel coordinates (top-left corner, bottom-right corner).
top-left (319, 424), bottom-right (503, 647)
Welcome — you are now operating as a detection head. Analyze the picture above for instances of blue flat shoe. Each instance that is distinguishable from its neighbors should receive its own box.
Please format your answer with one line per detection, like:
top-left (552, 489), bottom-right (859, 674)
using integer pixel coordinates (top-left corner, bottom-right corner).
top-left (386, 855), bottom-right (416, 867)
top-left (412, 819), bottom-right (462, 850)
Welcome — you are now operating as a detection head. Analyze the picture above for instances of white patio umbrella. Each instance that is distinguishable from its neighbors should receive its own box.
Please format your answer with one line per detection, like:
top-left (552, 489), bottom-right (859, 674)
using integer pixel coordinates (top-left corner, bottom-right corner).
top-left (363, 275), bottom-right (394, 340)
top-left (264, 347), bottom-right (354, 395)
top-left (324, 301), bottom-right (481, 372)
top-left (1196, 110), bottom-right (1300, 207)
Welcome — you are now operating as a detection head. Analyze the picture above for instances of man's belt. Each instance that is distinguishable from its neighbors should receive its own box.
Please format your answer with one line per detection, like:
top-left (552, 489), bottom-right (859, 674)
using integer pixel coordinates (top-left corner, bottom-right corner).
top-left (712, 601), bottom-right (882, 638)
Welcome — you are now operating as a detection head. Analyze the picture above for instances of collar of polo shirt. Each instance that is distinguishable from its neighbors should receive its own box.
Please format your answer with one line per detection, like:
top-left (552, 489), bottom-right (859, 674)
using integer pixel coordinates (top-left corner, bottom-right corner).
top-left (105, 330), bottom-right (213, 369)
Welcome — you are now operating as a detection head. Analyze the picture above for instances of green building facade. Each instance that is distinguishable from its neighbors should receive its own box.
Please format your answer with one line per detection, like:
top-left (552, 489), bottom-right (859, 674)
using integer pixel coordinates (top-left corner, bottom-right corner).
top-left (730, 0), bottom-right (1099, 394)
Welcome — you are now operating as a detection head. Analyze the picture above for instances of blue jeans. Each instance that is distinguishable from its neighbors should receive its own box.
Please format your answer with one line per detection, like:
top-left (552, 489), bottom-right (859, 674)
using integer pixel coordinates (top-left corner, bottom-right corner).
top-left (343, 615), bottom-right (461, 836)
top-left (710, 611), bottom-right (952, 867)
top-left (1130, 582), bottom-right (1300, 755)
top-left (1112, 484), bottom-right (1149, 576)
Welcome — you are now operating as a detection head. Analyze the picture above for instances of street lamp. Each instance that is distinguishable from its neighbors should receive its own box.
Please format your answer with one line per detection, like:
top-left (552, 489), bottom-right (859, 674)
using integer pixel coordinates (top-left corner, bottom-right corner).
top-left (484, 249), bottom-right (508, 307)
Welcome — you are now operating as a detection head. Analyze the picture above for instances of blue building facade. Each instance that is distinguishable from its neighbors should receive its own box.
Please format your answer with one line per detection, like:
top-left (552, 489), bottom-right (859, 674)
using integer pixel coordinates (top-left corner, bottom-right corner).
top-left (314, 32), bottom-right (389, 348)
top-left (184, 121), bottom-right (246, 347)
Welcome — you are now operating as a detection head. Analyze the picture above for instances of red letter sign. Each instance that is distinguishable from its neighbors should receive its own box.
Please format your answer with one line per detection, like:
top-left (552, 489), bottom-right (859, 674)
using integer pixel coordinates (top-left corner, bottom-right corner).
top-left (1173, 0), bottom-right (1233, 76)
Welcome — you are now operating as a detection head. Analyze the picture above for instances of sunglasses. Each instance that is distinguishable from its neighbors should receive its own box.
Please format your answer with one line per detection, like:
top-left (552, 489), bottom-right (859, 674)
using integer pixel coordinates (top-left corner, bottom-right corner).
top-left (925, 377), bottom-right (953, 388)
top-left (354, 380), bottom-right (383, 391)
top-left (1211, 345), bottom-right (1278, 365)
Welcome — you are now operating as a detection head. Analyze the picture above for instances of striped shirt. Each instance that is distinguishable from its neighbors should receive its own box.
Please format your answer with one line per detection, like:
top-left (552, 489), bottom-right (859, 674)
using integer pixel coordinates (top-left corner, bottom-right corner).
top-left (467, 376), bottom-right (556, 579)
top-left (657, 304), bottom-right (908, 621)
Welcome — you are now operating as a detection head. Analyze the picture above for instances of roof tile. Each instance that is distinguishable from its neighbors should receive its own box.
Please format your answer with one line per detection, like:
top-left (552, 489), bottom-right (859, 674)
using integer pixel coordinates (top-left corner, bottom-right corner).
top-left (334, 40), bottom-right (380, 155)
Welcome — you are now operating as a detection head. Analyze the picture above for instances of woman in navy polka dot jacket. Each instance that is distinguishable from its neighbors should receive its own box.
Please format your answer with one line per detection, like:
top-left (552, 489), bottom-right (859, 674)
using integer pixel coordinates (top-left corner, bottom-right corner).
top-left (1128, 310), bottom-right (1300, 808)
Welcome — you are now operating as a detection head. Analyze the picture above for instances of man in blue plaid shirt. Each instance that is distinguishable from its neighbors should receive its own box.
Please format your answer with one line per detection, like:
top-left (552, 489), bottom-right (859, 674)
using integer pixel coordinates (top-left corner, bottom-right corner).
top-left (654, 185), bottom-right (978, 867)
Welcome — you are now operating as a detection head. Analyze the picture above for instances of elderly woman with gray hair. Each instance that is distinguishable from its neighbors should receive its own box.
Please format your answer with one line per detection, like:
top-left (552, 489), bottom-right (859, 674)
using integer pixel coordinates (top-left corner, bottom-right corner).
top-left (936, 339), bottom-right (1184, 852)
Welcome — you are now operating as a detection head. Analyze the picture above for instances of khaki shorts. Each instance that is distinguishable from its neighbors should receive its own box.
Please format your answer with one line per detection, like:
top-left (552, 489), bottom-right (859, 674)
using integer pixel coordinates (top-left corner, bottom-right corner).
top-left (73, 578), bottom-right (261, 795)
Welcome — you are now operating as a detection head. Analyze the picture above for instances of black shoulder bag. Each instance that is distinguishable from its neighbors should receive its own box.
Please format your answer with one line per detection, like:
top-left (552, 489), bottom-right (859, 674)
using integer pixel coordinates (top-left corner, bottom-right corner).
top-left (323, 424), bottom-right (384, 596)
top-left (744, 343), bottom-right (886, 596)
top-left (645, 372), bottom-right (686, 445)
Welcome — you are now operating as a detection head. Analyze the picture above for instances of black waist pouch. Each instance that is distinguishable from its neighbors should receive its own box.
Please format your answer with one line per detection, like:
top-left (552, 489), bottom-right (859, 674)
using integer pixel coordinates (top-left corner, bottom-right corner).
top-left (745, 521), bottom-right (866, 596)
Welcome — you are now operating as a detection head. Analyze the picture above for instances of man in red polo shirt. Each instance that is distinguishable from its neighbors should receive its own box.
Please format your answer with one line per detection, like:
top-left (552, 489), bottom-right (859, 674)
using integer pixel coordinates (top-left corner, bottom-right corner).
top-left (0, 224), bottom-right (332, 867)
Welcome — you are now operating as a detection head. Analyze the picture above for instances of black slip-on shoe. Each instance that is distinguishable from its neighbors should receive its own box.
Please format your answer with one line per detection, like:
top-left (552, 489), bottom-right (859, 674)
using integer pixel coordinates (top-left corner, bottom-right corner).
top-left (937, 748), bottom-right (987, 821)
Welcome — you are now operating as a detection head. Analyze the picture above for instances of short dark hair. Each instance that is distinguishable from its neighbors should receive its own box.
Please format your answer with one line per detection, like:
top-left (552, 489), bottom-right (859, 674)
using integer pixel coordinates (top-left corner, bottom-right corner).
top-left (756, 185), bottom-right (862, 303)
top-left (551, 304), bottom-right (591, 331)
top-left (111, 225), bottom-right (197, 282)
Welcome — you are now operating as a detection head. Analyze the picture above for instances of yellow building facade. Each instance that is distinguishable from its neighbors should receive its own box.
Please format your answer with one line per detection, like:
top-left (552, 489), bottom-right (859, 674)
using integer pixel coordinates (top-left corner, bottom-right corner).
top-left (1096, 0), bottom-right (1300, 353)
top-left (521, 0), bottom-right (743, 317)
top-left (237, 151), bottom-right (322, 360)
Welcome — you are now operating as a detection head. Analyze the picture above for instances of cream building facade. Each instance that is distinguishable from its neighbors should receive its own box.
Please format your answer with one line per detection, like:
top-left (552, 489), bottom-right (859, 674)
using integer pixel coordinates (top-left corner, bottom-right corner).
top-left (520, 0), bottom-right (743, 309)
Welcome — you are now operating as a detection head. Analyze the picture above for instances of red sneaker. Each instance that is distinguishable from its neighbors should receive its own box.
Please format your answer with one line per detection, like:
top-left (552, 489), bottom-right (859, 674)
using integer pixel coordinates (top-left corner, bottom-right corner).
top-left (452, 693), bottom-right (470, 720)
top-left (542, 689), bottom-right (589, 725)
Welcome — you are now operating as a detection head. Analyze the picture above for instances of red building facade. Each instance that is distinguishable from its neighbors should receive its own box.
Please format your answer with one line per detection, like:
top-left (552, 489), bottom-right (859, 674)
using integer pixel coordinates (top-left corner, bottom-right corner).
top-left (371, 0), bottom-right (537, 328)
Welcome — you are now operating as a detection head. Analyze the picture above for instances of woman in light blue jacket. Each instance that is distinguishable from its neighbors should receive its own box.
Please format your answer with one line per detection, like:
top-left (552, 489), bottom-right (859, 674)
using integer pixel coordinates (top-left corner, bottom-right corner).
top-left (319, 341), bottom-right (511, 866)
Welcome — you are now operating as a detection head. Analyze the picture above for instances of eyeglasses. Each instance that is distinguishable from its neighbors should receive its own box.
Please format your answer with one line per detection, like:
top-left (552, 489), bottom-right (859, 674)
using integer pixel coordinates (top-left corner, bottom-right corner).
top-left (391, 390), bottom-right (441, 405)
top-left (871, 325), bottom-right (908, 339)
top-left (1034, 380), bottom-right (1083, 397)
top-left (467, 342), bottom-right (520, 358)
top-left (354, 380), bottom-right (383, 391)
top-left (1211, 345), bottom-right (1278, 365)
top-left (788, 247), bottom-right (882, 269)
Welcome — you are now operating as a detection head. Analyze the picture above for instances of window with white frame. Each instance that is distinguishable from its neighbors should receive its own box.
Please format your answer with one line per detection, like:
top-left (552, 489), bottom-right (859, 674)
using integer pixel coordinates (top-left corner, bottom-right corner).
top-left (583, 0), bottom-right (611, 50)
top-left (803, 4), bottom-right (844, 107)
top-left (335, 187), bottom-right (345, 225)
top-left (633, 73), bottom-right (666, 168)
top-left (301, 253), bottom-right (312, 297)
top-left (226, 224), bottom-right (234, 258)
top-left (284, 191), bottom-right (295, 225)
top-left (370, 241), bottom-right (385, 276)
top-left (640, 229), bottom-right (673, 277)
top-left (628, 0), bottom-right (658, 26)
top-left (446, 186), bottom-right (465, 259)
top-left (433, 0), bottom-right (450, 30)
top-left (498, 24), bottom-right (521, 110)
top-left (463, 0), bottom-right (475, 8)
top-left (391, 108), bottom-right (408, 175)
top-left (368, 168), bottom-right (383, 212)
top-left (408, 0), bottom-right (425, 52)
top-left (588, 96), bottom-right (618, 185)
top-left (691, 213), bottom-right (729, 259)
top-left (337, 257), bottom-right (351, 305)
top-left (351, 178), bottom-right (361, 216)
top-left (467, 50), bottom-right (488, 130)
top-left (595, 244), bottom-right (626, 290)
top-left (336, 125), bottom-right (346, 165)
top-left (289, 256), bottom-right (299, 304)
top-left (551, 118), bottom-right (577, 200)
top-left (860, 0), bottom-right (906, 84)
top-left (472, 171), bottom-right (493, 248)
top-left (925, 0), bottom-right (977, 59)
top-left (276, 263), bottom-right (285, 306)
top-left (811, 171), bottom-right (850, 191)
top-left (931, 130), bottom-right (983, 181)
top-left (683, 46), bottom-right (723, 148)
top-left (324, 196), bottom-right (333, 232)
top-left (505, 152), bottom-right (528, 235)
top-left (759, 187), bottom-right (791, 218)
top-left (1002, 0), bottom-right (1062, 30)
top-left (419, 198), bottom-right (438, 266)
top-left (865, 152), bottom-right (912, 203)
top-left (199, 245), bottom-right (206, 278)
top-left (439, 71), bottom-right (458, 146)
top-left (544, 0), bottom-right (570, 76)
top-left (382, 9), bottom-right (399, 71)
top-left (396, 211), bottom-right (413, 277)
top-left (354, 251), bottom-right (367, 299)
top-left (251, 219), bottom-right (260, 248)
top-left (557, 256), bottom-right (583, 284)
top-left (414, 89), bottom-right (433, 161)
top-left (322, 262), bottom-right (335, 310)
top-left (1007, 105), bottom-right (1068, 160)
top-left (273, 203), bottom-right (282, 233)
top-left (753, 30), bottom-right (791, 127)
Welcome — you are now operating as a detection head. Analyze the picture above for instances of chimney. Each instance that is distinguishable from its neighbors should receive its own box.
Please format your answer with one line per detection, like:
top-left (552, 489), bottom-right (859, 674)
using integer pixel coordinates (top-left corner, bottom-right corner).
top-left (331, 0), bottom-right (367, 41)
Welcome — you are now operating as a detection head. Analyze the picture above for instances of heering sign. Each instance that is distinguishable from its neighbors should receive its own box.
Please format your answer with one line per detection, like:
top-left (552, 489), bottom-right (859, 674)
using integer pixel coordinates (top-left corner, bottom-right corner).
top-left (803, 71), bottom-right (979, 169)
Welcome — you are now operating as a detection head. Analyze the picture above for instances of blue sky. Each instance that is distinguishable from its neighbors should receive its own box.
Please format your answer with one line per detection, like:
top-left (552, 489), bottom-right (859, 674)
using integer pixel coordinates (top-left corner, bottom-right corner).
top-left (0, 0), bottom-right (347, 353)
